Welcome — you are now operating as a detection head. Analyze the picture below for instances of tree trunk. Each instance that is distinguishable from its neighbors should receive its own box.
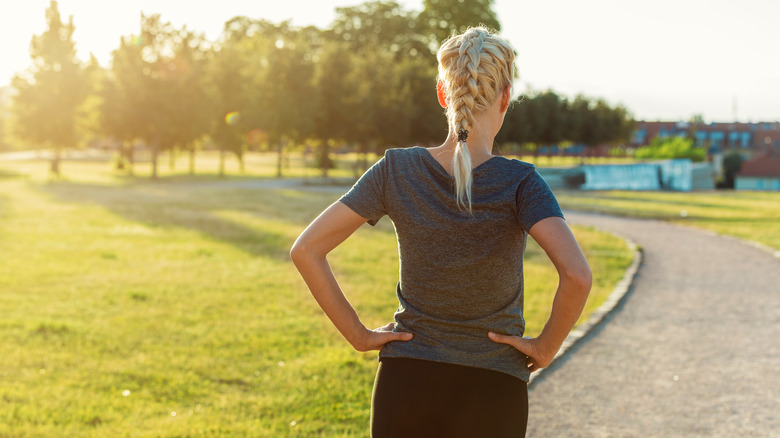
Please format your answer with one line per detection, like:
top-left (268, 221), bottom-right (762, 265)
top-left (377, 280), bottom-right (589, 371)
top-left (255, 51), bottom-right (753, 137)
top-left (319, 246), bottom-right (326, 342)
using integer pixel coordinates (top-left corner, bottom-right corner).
top-left (189, 148), bottom-right (195, 175)
top-left (219, 148), bottom-right (225, 178)
top-left (276, 140), bottom-right (284, 178)
top-left (322, 142), bottom-right (329, 179)
top-left (151, 143), bottom-right (159, 180)
top-left (50, 147), bottom-right (61, 176)
top-left (127, 143), bottom-right (134, 176)
top-left (115, 145), bottom-right (125, 171)
top-left (219, 129), bottom-right (226, 178)
top-left (238, 152), bottom-right (245, 173)
top-left (168, 147), bottom-right (176, 171)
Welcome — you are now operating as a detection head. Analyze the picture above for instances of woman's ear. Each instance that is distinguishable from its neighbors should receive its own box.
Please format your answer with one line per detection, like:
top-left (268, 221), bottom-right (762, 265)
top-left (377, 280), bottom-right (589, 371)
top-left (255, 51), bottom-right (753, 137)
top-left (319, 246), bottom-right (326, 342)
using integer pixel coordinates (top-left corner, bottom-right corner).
top-left (500, 85), bottom-right (512, 113)
top-left (436, 80), bottom-right (448, 109)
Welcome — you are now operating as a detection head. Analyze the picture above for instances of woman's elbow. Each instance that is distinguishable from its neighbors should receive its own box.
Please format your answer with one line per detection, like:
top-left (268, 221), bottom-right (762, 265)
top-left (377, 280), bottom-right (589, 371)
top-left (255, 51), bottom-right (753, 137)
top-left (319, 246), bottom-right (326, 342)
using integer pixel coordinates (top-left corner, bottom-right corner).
top-left (289, 237), bottom-right (309, 266)
top-left (564, 264), bottom-right (592, 295)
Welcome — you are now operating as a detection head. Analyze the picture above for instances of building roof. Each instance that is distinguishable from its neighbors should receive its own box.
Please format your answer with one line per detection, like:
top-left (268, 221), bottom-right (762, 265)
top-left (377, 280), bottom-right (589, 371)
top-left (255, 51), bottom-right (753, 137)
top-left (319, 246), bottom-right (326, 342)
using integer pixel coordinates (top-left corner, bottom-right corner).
top-left (752, 130), bottom-right (780, 149)
top-left (738, 151), bottom-right (780, 178)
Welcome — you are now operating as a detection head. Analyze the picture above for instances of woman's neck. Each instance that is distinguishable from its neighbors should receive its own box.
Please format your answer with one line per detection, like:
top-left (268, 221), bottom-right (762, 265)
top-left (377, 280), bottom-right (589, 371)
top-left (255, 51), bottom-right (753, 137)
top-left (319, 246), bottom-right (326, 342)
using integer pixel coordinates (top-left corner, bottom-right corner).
top-left (440, 129), bottom-right (495, 158)
top-left (427, 131), bottom-right (496, 172)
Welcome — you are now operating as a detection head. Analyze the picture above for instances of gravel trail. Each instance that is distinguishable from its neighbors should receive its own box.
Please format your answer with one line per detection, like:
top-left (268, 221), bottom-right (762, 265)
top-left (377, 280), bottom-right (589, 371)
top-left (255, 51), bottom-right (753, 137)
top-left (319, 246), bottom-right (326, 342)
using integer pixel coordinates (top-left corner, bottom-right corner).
top-left (527, 211), bottom-right (780, 437)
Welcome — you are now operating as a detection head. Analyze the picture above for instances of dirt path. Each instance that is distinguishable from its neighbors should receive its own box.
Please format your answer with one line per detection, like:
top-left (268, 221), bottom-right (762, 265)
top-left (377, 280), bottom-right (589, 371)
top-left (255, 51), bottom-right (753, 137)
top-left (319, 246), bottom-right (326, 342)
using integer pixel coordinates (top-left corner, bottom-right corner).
top-left (527, 211), bottom-right (780, 437)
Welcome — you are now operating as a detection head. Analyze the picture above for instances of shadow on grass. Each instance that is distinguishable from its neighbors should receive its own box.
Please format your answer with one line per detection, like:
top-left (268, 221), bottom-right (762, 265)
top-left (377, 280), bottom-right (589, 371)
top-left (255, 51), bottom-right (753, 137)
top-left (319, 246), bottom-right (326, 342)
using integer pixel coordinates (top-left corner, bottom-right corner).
top-left (36, 181), bottom-right (335, 261)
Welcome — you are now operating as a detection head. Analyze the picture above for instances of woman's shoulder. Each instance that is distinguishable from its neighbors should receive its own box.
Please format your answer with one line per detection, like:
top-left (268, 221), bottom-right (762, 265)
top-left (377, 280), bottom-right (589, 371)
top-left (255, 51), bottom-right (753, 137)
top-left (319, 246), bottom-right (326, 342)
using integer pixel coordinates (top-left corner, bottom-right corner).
top-left (487, 155), bottom-right (539, 182)
top-left (383, 146), bottom-right (426, 158)
top-left (491, 155), bottom-right (536, 169)
top-left (378, 146), bottom-right (430, 169)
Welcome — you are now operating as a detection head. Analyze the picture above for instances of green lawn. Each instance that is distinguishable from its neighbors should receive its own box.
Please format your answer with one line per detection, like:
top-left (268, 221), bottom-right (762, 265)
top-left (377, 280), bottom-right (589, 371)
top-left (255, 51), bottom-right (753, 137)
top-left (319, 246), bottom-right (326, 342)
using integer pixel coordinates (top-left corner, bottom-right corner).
top-left (2, 150), bottom-right (380, 183)
top-left (2, 148), bottom-right (636, 184)
top-left (0, 160), bottom-right (633, 436)
top-left (555, 190), bottom-right (780, 251)
top-left (504, 155), bottom-right (638, 167)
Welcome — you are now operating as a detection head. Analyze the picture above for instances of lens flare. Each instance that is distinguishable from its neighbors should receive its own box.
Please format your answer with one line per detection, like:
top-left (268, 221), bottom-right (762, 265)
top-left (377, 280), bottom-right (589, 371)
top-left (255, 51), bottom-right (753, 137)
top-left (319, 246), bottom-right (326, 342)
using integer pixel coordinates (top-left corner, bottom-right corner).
top-left (225, 111), bottom-right (240, 126)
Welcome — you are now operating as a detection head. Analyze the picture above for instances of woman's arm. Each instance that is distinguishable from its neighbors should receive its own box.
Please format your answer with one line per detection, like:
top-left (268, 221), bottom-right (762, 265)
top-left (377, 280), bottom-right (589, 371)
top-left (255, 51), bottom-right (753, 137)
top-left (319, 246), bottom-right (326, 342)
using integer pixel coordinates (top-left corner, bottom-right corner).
top-left (290, 201), bottom-right (412, 351)
top-left (489, 216), bottom-right (592, 372)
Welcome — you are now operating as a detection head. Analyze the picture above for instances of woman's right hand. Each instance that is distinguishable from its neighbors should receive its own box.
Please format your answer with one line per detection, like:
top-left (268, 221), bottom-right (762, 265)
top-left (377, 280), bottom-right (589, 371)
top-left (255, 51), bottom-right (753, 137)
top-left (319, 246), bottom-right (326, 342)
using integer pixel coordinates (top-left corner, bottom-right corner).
top-left (352, 322), bottom-right (413, 352)
top-left (487, 332), bottom-right (557, 372)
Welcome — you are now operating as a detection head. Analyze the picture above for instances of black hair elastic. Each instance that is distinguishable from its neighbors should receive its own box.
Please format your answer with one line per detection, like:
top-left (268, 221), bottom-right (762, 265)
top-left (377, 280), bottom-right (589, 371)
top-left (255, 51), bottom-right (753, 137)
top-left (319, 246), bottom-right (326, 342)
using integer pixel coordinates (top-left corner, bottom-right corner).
top-left (457, 129), bottom-right (469, 142)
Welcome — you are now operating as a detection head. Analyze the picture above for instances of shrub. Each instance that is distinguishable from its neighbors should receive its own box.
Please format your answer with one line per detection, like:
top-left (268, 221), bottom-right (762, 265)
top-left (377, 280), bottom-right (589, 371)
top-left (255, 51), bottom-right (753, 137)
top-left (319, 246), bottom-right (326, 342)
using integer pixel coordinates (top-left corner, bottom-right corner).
top-left (634, 137), bottom-right (705, 162)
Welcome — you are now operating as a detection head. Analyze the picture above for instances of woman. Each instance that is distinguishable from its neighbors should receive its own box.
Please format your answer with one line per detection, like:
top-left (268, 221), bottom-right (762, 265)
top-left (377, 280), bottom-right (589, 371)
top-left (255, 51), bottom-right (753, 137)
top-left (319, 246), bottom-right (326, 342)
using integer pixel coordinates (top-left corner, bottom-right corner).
top-left (290, 27), bottom-right (592, 437)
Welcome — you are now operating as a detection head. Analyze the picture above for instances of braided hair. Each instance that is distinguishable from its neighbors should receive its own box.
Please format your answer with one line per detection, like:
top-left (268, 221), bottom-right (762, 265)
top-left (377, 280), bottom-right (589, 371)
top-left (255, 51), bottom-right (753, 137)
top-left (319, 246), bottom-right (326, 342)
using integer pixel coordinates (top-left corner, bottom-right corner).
top-left (437, 27), bottom-right (516, 213)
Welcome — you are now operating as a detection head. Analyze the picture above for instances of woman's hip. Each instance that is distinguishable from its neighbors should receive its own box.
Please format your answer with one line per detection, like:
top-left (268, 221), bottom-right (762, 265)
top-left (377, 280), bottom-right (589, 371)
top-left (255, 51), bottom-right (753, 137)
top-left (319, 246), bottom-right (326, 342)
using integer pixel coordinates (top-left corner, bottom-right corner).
top-left (370, 357), bottom-right (528, 437)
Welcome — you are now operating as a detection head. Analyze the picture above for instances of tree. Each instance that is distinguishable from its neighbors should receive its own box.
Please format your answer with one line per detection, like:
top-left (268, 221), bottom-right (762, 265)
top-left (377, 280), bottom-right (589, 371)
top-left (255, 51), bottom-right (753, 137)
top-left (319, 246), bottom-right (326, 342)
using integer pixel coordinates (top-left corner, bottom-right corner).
top-left (135, 15), bottom-right (203, 179)
top-left (720, 150), bottom-right (743, 189)
top-left (165, 28), bottom-right (210, 175)
top-left (257, 22), bottom-right (318, 177)
top-left (417, 0), bottom-right (501, 50)
top-left (101, 35), bottom-right (144, 174)
top-left (207, 24), bottom-right (252, 177)
top-left (531, 91), bottom-right (568, 158)
top-left (76, 55), bottom-right (105, 150)
top-left (0, 88), bottom-right (12, 151)
top-left (103, 14), bottom-right (207, 179)
top-left (326, 1), bottom-right (444, 170)
top-left (330, 1), bottom-right (428, 60)
top-left (313, 40), bottom-right (353, 177)
top-left (497, 93), bottom-right (538, 151)
top-left (12, 0), bottom-right (89, 175)
top-left (343, 48), bottom-right (415, 166)
top-left (568, 95), bottom-right (598, 156)
top-left (209, 18), bottom-right (319, 177)
top-left (397, 55), bottom-right (446, 149)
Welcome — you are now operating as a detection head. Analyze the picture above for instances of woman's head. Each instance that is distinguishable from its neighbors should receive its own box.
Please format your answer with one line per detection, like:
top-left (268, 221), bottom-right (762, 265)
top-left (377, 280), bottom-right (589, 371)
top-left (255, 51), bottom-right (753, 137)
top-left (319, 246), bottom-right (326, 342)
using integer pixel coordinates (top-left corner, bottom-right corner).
top-left (437, 27), bottom-right (516, 135)
top-left (436, 27), bottom-right (516, 212)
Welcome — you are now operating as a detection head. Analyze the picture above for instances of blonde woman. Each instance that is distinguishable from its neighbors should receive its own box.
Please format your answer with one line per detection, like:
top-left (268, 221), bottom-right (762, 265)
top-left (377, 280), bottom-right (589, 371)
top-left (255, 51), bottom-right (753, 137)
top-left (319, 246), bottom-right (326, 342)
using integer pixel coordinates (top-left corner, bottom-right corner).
top-left (291, 27), bottom-right (592, 437)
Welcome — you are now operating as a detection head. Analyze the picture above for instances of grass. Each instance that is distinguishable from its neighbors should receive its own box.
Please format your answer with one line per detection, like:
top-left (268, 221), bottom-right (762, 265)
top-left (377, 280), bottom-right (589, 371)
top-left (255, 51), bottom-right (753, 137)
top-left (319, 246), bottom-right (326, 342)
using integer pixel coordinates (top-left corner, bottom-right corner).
top-left (1, 150), bottom-right (381, 183)
top-left (1, 148), bottom-right (636, 185)
top-left (555, 190), bottom-right (780, 251)
top-left (502, 155), bottom-right (638, 167)
top-left (0, 159), bottom-right (633, 436)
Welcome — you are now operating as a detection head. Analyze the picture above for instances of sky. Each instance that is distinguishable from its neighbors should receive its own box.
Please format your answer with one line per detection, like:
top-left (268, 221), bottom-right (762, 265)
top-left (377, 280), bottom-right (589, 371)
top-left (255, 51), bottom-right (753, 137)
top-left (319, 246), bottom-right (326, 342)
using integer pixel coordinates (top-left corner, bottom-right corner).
top-left (1, 0), bottom-right (779, 123)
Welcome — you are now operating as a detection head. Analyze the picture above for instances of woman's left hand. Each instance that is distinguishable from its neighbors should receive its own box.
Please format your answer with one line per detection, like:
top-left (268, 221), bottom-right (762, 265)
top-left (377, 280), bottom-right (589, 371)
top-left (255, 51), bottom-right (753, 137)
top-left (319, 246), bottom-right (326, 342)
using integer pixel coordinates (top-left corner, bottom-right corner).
top-left (352, 322), bottom-right (413, 352)
top-left (487, 332), bottom-right (556, 372)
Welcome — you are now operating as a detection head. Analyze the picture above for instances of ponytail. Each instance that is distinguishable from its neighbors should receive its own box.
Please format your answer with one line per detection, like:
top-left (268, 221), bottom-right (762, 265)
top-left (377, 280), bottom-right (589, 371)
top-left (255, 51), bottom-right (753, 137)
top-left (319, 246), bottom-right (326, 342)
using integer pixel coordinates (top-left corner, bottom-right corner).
top-left (452, 129), bottom-right (473, 212)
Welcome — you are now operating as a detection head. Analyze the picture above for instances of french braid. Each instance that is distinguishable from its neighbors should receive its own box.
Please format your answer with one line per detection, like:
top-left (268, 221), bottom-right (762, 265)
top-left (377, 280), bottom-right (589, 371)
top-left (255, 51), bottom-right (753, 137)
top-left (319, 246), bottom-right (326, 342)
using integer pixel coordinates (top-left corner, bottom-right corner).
top-left (437, 27), bottom-right (516, 212)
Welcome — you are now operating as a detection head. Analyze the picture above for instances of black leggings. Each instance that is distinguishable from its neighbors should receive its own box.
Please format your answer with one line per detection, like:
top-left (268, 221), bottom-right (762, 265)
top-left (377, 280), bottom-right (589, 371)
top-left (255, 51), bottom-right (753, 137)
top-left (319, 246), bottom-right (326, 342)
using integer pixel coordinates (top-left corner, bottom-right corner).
top-left (371, 358), bottom-right (528, 437)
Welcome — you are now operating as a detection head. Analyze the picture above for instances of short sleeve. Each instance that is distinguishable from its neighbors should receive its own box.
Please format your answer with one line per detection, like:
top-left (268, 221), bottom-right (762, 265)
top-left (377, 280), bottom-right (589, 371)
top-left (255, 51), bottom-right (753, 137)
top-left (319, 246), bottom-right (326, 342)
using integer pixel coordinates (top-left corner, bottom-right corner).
top-left (516, 169), bottom-right (564, 232)
top-left (338, 152), bottom-right (388, 226)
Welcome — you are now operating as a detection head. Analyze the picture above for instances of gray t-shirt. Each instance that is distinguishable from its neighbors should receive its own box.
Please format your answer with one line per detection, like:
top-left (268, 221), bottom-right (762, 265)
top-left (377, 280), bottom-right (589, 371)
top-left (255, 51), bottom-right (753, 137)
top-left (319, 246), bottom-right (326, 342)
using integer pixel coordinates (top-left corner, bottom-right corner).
top-left (338, 146), bottom-right (563, 382)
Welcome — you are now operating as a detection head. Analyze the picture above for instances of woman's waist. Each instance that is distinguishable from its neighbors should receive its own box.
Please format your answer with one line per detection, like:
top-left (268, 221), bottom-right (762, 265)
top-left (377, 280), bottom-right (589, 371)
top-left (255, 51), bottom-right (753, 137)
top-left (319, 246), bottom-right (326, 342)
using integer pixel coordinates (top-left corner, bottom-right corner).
top-left (395, 281), bottom-right (524, 323)
top-left (391, 308), bottom-right (525, 350)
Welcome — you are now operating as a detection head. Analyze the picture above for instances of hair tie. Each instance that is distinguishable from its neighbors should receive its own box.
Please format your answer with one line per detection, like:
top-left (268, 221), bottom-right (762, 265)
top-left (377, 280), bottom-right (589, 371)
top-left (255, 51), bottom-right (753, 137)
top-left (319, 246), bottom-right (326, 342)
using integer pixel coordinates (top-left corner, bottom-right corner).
top-left (457, 129), bottom-right (469, 142)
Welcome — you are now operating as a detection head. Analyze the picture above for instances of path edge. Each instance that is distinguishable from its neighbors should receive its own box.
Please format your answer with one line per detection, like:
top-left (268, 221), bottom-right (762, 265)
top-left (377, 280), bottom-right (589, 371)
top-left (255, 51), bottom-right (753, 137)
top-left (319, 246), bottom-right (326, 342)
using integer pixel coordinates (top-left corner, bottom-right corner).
top-left (689, 227), bottom-right (780, 260)
top-left (528, 233), bottom-right (642, 387)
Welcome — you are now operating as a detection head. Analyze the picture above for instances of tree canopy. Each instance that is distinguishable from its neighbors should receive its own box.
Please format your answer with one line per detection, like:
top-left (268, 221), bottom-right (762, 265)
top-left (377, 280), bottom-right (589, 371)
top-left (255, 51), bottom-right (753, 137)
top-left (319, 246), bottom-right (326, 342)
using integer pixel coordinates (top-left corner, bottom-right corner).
top-left (10, 0), bottom-right (636, 178)
top-left (12, 0), bottom-right (89, 174)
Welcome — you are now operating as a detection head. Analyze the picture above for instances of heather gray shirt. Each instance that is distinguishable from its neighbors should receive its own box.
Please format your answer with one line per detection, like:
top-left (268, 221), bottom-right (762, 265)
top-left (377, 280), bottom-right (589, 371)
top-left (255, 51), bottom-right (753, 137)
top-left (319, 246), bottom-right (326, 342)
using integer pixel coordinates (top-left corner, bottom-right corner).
top-left (338, 146), bottom-right (563, 382)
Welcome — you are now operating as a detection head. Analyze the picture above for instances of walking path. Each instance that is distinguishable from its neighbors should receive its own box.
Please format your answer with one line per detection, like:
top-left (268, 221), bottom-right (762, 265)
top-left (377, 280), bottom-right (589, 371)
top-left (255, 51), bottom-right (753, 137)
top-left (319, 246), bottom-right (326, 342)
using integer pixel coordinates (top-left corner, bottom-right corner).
top-left (527, 211), bottom-right (780, 437)
top-left (103, 176), bottom-right (779, 435)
